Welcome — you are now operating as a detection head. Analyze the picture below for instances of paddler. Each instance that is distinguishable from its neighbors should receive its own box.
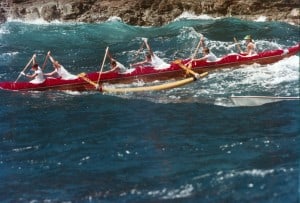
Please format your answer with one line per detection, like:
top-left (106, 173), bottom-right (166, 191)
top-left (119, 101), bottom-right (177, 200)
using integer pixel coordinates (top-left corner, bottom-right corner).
top-left (105, 51), bottom-right (127, 73)
top-left (108, 60), bottom-right (127, 73)
top-left (241, 35), bottom-right (257, 56)
top-left (130, 38), bottom-right (169, 69)
top-left (21, 55), bottom-right (45, 84)
top-left (187, 36), bottom-right (218, 66)
top-left (44, 51), bottom-right (78, 80)
top-left (191, 47), bottom-right (218, 63)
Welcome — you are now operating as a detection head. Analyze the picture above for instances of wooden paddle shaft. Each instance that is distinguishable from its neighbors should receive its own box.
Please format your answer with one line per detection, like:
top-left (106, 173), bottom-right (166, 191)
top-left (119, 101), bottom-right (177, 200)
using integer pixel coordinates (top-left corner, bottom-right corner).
top-left (174, 60), bottom-right (205, 79)
top-left (14, 55), bottom-right (35, 83)
top-left (97, 47), bottom-right (109, 85)
top-left (234, 37), bottom-right (242, 53)
top-left (78, 73), bottom-right (98, 87)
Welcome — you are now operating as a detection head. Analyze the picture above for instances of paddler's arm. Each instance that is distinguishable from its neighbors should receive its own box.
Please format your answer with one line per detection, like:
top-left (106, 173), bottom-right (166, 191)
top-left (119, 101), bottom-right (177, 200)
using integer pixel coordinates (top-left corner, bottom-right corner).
top-left (143, 38), bottom-right (154, 57)
top-left (109, 66), bottom-right (120, 72)
top-left (107, 50), bottom-right (115, 62)
top-left (44, 70), bottom-right (56, 77)
top-left (47, 51), bottom-right (56, 63)
top-left (24, 72), bottom-right (38, 79)
top-left (200, 36), bottom-right (205, 47)
top-left (187, 50), bottom-right (208, 65)
top-left (130, 60), bottom-right (147, 67)
top-left (192, 55), bottom-right (208, 62)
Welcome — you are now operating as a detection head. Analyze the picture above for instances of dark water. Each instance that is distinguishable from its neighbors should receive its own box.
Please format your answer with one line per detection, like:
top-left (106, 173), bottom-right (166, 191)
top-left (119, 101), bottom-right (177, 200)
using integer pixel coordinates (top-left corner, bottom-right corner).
top-left (0, 16), bottom-right (299, 202)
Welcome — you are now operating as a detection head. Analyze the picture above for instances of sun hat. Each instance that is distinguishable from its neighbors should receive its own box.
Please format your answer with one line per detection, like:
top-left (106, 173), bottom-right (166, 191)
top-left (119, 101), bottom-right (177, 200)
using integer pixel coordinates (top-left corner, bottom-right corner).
top-left (244, 35), bottom-right (252, 40)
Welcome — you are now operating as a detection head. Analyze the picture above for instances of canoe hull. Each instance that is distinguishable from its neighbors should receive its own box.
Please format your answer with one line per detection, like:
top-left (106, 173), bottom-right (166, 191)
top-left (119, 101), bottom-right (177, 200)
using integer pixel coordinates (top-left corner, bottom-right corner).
top-left (1, 43), bottom-right (299, 92)
top-left (0, 78), bottom-right (91, 92)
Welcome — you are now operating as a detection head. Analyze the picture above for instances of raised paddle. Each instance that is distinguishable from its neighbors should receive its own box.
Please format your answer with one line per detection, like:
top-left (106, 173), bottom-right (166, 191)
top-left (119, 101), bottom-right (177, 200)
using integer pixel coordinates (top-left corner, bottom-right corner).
top-left (96, 47), bottom-right (109, 89)
top-left (14, 54), bottom-right (35, 83)
top-left (234, 37), bottom-right (242, 53)
top-left (131, 39), bottom-right (146, 64)
top-left (185, 34), bottom-right (204, 77)
top-left (41, 51), bottom-right (50, 70)
top-left (191, 34), bottom-right (204, 60)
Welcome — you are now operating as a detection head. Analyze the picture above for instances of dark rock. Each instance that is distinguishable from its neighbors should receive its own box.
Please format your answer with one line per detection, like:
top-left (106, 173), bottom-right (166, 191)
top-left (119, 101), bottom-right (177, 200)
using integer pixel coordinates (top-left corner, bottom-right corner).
top-left (0, 0), bottom-right (299, 25)
top-left (41, 4), bottom-right (61, 22)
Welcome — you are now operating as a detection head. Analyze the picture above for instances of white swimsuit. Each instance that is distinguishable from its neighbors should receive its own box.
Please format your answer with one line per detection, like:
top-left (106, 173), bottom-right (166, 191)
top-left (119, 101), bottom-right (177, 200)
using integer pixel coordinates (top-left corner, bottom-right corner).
top-left (30, 67), bottom-right (45, 84)
top-left (116, 62), bottom-right (127, 73)
top-left (56, 65), bottom-right (78, 80)
top-left (205, 53), bottom-right (218, 62)
top-left (151, 54), bottom-right (169, 69)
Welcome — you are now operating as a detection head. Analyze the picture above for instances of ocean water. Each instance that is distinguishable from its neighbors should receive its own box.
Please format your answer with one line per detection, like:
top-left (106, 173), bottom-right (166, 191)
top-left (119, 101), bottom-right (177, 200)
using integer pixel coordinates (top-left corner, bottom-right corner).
top-left (0, 15), bottom-right (299, 202)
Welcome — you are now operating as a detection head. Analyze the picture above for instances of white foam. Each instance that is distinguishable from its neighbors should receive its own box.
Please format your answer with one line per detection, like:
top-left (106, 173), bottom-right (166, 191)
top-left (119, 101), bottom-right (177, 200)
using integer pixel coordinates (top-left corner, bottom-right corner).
top-left (162, 184), bottom-right (194, 199)
top-left (255, 16), bottom-right (267, 22)
top-left (6, 17), bottom-right (64, 25)
top-left (146, 184), bottom-right (194, 199)
top-left (0, 26), bottom-right (10, 35)
top-left (175, 11), bottom-right (219, 21)
top-left (238, 56), bottom-right (300, 86)
top-left (216, 169), bottom-right (274, 182)
top-left (0, 51), bottom-right (18, 57)
top-left (135, 50), bottom-right (299, 106)
top-left (107, 16), bottom-right (122, 22)
top-left (12, 145), bottom-right (39, 152)
top-left (7, 17), bottom-right (48, 24)
top-left (216, 167), bottom-right (295, 184)
top-left (61, 90), bottom-right (95, 96)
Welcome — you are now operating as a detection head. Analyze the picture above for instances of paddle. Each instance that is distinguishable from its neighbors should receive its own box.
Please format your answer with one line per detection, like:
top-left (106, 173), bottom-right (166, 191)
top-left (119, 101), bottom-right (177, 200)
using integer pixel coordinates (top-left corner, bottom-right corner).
top-left (78, 72), bottom-right (98, 88)
top-left (14, 54), bottom-right (35, 83)
top-left (41, 51), bottom-right (50, 70)
top-left (184, 34), bottom-right (204, 77)
top-left (191, 35), bottom-right (204, 60)
top-left (131, 39), bottom-right (146, 65)
top-left (234, 37), bottom-right (242, 53)
top-left (173, 59), bottom-right (208, 79)
top-left (96, 47), bottom-right (109, 89)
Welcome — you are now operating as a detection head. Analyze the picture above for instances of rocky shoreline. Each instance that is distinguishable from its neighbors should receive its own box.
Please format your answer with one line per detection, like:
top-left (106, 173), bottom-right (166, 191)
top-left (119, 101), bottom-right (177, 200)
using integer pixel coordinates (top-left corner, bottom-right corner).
top-left (1, 0), bottom-right (299, 25)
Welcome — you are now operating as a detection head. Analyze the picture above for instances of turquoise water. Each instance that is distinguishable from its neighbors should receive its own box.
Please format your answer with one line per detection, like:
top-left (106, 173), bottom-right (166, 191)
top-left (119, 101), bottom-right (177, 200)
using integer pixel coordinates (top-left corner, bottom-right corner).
top-left (0, 17), bottom-right (299, 202)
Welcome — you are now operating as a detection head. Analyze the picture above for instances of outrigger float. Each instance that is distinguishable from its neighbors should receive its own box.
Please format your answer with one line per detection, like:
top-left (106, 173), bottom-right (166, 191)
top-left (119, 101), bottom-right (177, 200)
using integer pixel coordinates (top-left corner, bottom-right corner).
top-left (0, 43), bottom-right (299, 93)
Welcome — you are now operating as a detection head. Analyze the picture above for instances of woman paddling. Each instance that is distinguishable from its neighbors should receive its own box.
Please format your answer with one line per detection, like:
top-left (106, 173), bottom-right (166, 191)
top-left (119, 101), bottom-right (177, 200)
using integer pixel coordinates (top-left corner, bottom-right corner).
top-left (22, 64), bottom-right (45, 84)
top-left (105, 51), bottom-right (127, 73)
top-left (44, 51), bottom-right (78, 80)
top-left (21, 54), bottom-right (45, 84)
top-left (130, 38), bottom-right (169, 69)
top-left (187, 36), bottom-right (218, 66)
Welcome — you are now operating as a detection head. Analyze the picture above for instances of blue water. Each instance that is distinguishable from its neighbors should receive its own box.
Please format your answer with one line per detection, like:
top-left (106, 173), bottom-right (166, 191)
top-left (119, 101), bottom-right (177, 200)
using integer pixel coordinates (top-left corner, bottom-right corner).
top-left (0, 16), bottom-right (299, 202)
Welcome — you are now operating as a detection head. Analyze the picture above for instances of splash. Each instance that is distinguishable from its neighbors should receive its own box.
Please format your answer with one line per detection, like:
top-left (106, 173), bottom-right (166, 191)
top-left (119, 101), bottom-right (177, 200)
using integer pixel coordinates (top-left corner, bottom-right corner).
top-left (174, 11), bottom-right (219, 21)
top-left (0, 26), bottom-right (10, 35)
top-left (216, 167), bottom-right (294, 181)
top-left (107, 16), bottom-right (122, 22)
top-left (255, 16), bottom-right (267, 22)
top-left (6, 17), bottom-right (63, 25)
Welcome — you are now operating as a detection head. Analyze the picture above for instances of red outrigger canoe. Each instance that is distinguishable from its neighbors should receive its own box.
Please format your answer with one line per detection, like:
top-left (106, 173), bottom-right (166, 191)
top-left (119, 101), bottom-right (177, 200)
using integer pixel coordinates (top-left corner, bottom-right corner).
top-left (0, 43), bottom-right (299, 92)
